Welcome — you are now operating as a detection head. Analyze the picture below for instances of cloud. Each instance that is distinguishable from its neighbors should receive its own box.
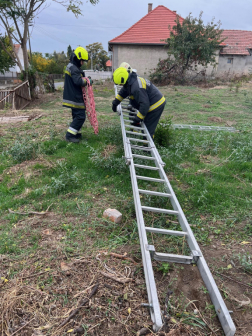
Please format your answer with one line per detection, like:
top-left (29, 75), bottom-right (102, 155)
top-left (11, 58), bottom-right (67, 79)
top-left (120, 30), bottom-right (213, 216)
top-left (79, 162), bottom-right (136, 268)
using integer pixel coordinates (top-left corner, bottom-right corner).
top-left (29, 0), bottom-right (252, 54)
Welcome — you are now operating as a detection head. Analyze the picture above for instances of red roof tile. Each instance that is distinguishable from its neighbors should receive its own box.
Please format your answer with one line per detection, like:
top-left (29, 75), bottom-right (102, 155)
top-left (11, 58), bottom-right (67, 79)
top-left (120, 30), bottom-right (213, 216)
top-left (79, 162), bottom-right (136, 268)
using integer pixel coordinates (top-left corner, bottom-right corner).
top-left (109, 5), bottom-right (183, 45)
top-left (220, 30), bottom-right (252, 55)
top-left (106, 60), bottom-right (112, 66)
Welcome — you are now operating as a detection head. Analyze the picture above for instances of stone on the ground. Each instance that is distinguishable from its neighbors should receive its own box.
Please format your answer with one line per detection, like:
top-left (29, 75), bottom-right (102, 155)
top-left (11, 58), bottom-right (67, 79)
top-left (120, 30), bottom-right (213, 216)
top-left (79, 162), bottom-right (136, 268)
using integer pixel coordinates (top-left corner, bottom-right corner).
top-left (103, 208), bottom-right (122, 223)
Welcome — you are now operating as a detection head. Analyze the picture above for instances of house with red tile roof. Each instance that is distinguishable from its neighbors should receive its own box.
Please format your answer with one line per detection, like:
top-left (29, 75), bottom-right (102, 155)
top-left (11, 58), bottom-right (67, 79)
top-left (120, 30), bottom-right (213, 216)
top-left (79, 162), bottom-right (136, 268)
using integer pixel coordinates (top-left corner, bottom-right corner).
top-left (106, 59), bottom-right (112, 70)
top-left (218, 30), bottom-right (252, 75)
top-left (108, 4), bottom-right (182, 76)
top-left (108, 4), bottom-right (252, 77)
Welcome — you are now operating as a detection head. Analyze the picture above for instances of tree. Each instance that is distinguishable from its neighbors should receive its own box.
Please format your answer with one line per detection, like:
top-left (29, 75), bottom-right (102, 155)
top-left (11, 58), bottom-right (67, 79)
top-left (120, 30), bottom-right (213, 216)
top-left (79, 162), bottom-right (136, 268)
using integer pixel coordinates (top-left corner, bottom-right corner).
top-left (67, 45), bottom-right (72, 58)
top-left (0, 33), bottom-right (16, 73)
top-left (31, 52), bottom-right (52, 72)
top-left (31, 51), bottom-right (68, 73)
top-left (0, 0), bottom-right (99, 77)
top-left (46, 51), bottom-right (68, 73)
top-left (85, 42), bottom-right (109, 70)
top-left (150, 12), bottom-right (226, 84)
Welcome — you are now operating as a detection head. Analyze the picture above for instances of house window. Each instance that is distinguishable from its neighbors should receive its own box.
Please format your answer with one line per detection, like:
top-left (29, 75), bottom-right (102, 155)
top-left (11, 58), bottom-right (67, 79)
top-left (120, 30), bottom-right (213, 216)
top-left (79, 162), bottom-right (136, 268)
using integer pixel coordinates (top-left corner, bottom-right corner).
top-left (227, 58), bottom-right (233, 64)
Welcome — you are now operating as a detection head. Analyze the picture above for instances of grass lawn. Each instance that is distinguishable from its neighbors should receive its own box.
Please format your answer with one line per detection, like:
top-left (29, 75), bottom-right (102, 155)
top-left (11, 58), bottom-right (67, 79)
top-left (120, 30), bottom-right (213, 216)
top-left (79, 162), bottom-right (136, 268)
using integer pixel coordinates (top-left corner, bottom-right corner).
top-left (0, 81), bottom-right (252, 336)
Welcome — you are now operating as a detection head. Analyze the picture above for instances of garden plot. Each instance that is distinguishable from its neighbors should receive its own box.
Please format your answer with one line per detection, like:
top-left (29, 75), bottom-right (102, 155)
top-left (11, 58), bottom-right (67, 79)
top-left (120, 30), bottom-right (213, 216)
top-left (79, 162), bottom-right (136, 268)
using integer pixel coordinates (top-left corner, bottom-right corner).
top-left (0, 82), bottom-right (252, 336)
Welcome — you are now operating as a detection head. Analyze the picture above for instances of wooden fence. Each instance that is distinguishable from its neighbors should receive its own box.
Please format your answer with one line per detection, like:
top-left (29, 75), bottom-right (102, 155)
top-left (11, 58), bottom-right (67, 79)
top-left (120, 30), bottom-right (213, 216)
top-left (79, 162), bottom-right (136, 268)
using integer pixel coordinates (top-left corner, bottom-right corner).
top-left (0, 81), bottom-right (31, 110)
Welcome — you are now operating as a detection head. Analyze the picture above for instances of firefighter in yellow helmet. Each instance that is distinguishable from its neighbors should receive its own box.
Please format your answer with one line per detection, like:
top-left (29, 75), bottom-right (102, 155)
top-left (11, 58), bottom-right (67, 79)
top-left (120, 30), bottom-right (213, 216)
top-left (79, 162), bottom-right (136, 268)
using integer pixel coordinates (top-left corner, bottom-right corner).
top-left (112, 67), bottom-right (166, 138)
top-left (119, 62), bottom-right (132, 73)
top-left (63, 46), bottom-right (93, 143)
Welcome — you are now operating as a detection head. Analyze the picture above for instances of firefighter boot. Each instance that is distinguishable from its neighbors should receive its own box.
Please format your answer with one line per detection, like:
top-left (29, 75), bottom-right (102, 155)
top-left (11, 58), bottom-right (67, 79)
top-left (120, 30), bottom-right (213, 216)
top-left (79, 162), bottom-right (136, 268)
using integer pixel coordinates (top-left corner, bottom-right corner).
top-left (65, 132), bottom-right (80, 143)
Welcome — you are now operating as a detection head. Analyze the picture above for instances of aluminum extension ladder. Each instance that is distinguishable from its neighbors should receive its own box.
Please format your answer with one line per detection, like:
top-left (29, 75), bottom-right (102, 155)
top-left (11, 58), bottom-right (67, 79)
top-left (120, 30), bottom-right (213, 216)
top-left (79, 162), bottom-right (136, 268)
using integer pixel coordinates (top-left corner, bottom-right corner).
top-left (114, 85), bottom-right (236, 336)
top-left (172, 124), bottom-right (236, 132)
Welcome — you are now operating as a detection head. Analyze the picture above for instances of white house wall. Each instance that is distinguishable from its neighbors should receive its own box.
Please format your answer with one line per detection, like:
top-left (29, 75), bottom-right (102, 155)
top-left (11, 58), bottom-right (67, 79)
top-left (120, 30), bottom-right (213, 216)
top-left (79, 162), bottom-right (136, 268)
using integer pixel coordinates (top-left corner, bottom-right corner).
top-left (112, 44), bottom-right (168, 77)
top-left (6, 46), bottom-right (24, 75)
top-left (112, 44), bottom-right (219, 78)
top-left (217, 54), bottom-right (252, 75)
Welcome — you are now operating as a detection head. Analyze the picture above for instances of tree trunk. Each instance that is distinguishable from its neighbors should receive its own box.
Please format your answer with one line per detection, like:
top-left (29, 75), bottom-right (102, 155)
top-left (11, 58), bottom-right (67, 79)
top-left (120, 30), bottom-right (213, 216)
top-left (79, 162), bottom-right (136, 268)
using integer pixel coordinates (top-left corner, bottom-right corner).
top-left (23, 22), bottom-right (29, 68)
top-left (21, 21), bottom-right (29, 80)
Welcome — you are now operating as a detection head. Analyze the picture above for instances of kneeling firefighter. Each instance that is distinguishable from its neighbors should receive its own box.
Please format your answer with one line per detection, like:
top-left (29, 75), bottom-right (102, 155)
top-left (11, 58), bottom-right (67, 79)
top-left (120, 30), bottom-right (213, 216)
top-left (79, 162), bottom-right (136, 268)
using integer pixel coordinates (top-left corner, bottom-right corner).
top-left (112, 67), bottom-right (166, 138)
top-left (63, 46), bottom-right (93, 143)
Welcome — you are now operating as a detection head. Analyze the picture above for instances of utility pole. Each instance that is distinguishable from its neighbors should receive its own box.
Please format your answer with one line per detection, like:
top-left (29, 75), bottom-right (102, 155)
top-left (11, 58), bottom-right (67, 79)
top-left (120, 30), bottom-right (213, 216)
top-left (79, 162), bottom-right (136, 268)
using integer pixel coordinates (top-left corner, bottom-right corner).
top-left (90, 52), bottom-right (93, 70)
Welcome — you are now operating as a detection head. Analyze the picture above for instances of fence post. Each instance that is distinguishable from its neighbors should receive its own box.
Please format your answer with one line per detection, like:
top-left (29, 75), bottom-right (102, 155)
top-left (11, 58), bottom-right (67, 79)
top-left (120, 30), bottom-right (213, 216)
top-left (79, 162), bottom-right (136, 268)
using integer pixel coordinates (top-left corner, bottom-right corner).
top-left (12, 92), bottom-right (16, 110)
top-left (27, 81), bottom-right (31, 100)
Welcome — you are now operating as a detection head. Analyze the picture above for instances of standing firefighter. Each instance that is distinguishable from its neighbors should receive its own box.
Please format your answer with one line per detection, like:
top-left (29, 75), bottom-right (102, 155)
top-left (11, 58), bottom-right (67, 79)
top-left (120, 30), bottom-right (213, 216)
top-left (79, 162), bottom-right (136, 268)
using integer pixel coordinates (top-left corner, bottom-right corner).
top-left (63, 46), bottom-right (92, 143)
top-left (112, 67), bottom-right (165, 138)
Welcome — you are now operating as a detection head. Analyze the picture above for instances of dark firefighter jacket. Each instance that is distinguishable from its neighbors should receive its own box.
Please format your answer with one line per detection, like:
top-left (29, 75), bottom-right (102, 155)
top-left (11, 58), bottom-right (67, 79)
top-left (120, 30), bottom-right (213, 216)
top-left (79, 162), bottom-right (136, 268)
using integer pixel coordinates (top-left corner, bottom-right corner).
top-left (63, 53), bottom-right (87, 109)
top-left (112, 72), bottom-right (165, 119)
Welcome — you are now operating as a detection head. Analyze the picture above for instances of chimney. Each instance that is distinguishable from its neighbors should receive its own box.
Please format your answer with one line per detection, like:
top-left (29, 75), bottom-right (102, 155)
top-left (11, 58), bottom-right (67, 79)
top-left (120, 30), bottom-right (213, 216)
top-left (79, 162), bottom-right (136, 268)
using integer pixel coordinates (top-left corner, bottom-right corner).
top-left (173, 10), bottom-right (177, 13)
top-left (148, 3), bottom-right (152, 13)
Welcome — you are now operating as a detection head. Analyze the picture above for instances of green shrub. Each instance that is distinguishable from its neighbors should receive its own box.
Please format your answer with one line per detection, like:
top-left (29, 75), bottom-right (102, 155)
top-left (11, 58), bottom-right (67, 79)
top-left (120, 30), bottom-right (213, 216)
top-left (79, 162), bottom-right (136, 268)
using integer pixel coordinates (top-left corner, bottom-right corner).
top-left (6, 139), bottom-right (39, 163)
top-left (154, 116), bottom-right (174, 147)
top-left (237, 253), bottom-right (252, 274)
top-left (88, 144), bottom-right (127, 173)
top-left (49, 161), bottom-right (79, 194)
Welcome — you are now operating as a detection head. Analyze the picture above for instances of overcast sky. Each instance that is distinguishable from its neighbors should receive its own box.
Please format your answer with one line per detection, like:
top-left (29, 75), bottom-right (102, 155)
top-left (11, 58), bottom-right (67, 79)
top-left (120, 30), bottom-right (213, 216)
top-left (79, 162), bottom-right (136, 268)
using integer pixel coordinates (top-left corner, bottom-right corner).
top-left (19, 0), bottom-right (252, 55)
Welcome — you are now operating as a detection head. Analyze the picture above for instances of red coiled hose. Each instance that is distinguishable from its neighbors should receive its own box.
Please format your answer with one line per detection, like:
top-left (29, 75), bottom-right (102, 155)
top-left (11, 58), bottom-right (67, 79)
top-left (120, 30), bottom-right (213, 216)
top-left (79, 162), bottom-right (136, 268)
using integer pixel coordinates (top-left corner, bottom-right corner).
top-left (82, 77), bottom-right (99, 134)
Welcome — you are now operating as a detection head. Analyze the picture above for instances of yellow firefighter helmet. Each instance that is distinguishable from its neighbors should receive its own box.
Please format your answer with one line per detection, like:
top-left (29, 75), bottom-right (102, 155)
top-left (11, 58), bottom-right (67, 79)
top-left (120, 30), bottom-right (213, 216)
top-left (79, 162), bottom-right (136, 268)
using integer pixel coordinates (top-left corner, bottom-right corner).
top-left (74, 46), bottom-right (88, 61)
top-left (113, 67), bottom-right (129, 85)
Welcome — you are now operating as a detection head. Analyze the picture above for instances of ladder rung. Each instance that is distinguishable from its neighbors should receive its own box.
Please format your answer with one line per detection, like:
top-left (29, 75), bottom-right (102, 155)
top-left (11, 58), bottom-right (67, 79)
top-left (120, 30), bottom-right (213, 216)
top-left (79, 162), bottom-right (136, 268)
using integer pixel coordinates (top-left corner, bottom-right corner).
top-left (145, 227), bottom-right (187, 236)
top-left (132, 154), bottom-right (155, 160)
top-left (138, 189), bottom-right (171, 197)
top-left (126, 131), bottom-right (146, 137)
top-left (123, 117), bottom-right (134, 122)
top-left (123, 115), bottom-right (135, 120)
top-left (136, 175), bottom-right (165, 183)
top-left (122, 110), bottom-right (137, 115)
top-left (125, 125), bottom-right (145, 131)
top-left (134, 164), bottom-right (159, 171)
top-left (153, 252), bottom-right (193, 264)
top-left (141, 206), bottom-right (179, 215)
top-left (122, 114), bottom-right (135, 119)
top-left (128, 138), bottom-right (149, 144)
top-left (131, 145), bottom-right (152, 151)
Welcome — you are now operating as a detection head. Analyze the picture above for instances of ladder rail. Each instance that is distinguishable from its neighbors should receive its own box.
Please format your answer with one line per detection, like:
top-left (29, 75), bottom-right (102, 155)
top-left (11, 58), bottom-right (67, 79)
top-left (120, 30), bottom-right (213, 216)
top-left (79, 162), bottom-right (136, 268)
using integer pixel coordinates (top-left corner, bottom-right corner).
top-left (152, 142), bottom-right (236, 336)
top-left (141, 111), bottom-right (236, 336)
top-left (117, 96), bottom-right (163, 331)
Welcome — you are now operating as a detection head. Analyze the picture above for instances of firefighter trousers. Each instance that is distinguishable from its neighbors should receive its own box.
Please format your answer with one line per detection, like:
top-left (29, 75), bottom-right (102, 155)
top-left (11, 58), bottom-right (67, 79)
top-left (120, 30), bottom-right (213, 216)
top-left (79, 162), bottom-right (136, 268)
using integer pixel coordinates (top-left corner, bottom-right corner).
top-left (67, 108), bottom-right (86, 135)
top-left (144, 101), bottom-right (166, 138)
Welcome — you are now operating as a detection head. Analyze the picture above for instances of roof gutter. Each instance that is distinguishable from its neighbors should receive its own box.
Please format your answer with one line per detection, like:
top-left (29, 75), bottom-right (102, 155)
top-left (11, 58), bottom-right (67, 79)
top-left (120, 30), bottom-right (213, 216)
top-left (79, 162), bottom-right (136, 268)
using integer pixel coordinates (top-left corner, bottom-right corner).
top-left (108, 42), bottom-right (167, 46)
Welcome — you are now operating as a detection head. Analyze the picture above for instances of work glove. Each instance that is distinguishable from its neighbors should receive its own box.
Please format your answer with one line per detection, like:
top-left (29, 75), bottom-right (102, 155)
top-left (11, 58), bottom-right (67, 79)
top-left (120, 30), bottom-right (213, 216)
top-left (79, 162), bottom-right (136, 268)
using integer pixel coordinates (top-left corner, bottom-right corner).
top-left (88, 76), bottom-right (93, 86)
top-left (112, 102), bottom-right (118, 112)
top-left (131, 115), bottom-right (142, 127)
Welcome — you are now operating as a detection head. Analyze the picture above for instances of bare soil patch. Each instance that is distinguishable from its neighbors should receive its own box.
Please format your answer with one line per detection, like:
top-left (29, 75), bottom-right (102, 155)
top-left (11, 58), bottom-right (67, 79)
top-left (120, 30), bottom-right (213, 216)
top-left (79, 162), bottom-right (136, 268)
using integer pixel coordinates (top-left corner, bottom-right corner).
top-left (208, 117), bottom-right (223, 123)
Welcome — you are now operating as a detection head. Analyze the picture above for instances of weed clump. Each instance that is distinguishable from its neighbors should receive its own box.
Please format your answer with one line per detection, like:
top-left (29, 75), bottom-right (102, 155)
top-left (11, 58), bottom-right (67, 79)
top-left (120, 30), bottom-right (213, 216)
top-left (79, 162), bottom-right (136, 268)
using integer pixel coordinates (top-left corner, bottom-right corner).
top-left (237, 253), bottom-right (252, 274)
top-left (6, 139), bottom-right (39, 163)
top-left (154, 116), bottom-right (174, 147)
top-left (88, 144), bottom-right (127, 173)
top-left (34, 160), bottom-right (79, 195)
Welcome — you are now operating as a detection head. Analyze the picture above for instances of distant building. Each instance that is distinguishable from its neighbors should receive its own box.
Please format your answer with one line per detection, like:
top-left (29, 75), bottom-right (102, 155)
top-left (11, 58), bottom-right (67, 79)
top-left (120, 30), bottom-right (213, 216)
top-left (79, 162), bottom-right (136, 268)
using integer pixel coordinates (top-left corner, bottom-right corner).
top-left (218, 30), bottom-right (252, 76)
top-left (108, 4), bottom-right (252, 78)
top-left (0, 44), bottom-right (24, 79)
top-left (106, 60), bottom-right (112, 71)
